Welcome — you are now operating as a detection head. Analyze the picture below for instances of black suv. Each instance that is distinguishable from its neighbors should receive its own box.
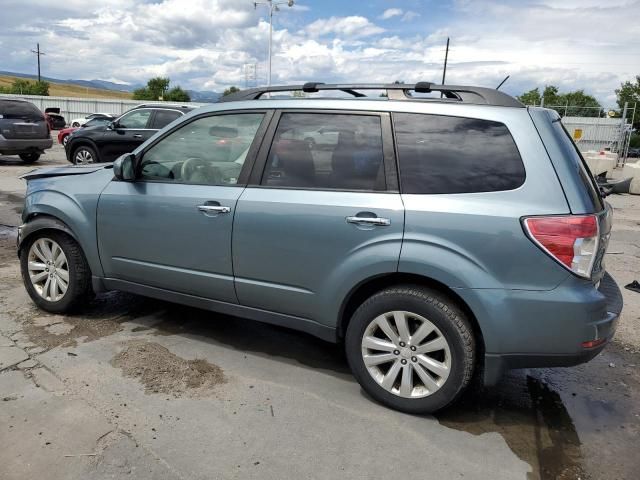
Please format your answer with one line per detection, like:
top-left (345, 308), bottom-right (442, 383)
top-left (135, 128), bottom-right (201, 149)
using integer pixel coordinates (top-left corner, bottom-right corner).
top-left (0, 99), bottom-right (52, 163)
top-left (66, 104), bottom-right (194, 164)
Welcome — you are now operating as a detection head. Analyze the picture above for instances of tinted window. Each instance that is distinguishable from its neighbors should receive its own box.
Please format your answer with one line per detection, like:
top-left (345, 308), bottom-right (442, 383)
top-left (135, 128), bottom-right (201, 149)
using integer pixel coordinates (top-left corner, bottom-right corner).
top-left (551, 118), bottom-right (603, 211)
top-left (0, 100), bottom-right (44, 121)
top-left (84, 118), bottom-right (112, 127)
top-left (262, 113), bottom-right (385, 190)
top-left (394, 113), bottom-right (525, 194)
top-left (140, 113), bottom-right (265, 185)
top-left (151, 110), bottom-right (182, 129)
top-left (117, 109), bottom-right (151, 129)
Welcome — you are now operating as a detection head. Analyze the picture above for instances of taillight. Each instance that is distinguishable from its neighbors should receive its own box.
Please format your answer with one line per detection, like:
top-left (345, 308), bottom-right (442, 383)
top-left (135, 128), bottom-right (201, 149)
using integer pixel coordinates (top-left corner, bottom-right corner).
top-left (523, 215), bottom-right (599, 278)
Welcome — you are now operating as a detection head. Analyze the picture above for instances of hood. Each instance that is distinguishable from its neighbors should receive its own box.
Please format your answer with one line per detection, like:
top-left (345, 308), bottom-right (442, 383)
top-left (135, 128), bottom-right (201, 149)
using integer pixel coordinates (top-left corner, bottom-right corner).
top-left (20, 163), bottom-right (112, 181)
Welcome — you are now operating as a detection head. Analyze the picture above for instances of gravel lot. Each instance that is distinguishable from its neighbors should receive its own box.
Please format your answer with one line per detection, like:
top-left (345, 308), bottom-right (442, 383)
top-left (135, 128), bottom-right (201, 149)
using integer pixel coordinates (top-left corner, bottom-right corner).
top-left (1, 137), bottom-right (639, 480)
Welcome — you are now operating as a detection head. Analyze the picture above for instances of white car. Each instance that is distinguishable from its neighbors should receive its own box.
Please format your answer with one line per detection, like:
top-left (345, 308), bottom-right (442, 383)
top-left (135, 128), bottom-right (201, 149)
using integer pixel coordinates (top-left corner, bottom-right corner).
top-left (69, 113), bottom-right (114, 127)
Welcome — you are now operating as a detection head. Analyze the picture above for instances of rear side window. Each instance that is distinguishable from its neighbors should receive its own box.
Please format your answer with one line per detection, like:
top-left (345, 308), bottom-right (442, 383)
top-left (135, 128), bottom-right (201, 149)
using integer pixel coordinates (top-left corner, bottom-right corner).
top-left (550, 118), bottom-right (604, 211)
top-left (0, 100), bottom-right (44, 121)
top-left (117, 109), bottom-right (152, 129)
top-left (151, 110), bottom-right (182, 129)
top-left (393, 113), bottom-right (525, 194)
top-left (261, 113), bottom-right (385, 191)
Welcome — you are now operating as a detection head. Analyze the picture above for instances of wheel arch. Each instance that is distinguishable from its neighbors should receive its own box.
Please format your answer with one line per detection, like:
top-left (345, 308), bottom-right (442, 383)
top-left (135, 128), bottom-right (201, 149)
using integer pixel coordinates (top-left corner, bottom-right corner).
top-left (18, 214), bottom-right (78, 257)
top-left (67, 138), bottom-right (100, 163)
top-left (337, 272), bottom-right (486, 358)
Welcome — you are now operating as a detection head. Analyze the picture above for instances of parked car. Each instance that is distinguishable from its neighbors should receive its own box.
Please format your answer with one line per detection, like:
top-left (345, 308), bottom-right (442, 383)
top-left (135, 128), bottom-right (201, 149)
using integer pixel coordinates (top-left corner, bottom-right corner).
top-left (0, 98), bottom-right (52, 163)
top-left (57, 116), bottom-right (115, 147)
top-left (627, 147), bottom-right (640, 158)
top-left (44, 107), bottom-right (66, 130)
top-left (66, 104), bottom-right (193, 164)
top-left (17, 83), bottom-right (622, 413)
top-left (69, 112), bottom-right (113, 128)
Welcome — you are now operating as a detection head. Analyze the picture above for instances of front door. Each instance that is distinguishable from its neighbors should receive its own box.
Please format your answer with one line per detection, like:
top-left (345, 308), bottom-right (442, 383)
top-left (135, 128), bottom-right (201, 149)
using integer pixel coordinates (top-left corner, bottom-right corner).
top-left (233, 111), bottom-right (404, 324)
top-left (101, 108), bottom-right (155, 162)
top-left (97, 111), bottom-right (269, 302)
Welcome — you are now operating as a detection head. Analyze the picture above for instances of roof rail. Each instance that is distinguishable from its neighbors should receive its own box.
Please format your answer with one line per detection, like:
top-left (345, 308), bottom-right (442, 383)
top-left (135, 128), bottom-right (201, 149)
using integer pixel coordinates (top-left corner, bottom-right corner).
top-left (218, 82), bottom-right (524, 108)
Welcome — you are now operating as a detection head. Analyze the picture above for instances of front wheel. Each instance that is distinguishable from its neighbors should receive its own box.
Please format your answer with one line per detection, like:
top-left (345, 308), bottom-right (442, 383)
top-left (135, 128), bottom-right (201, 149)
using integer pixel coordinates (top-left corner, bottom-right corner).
top-left (19, 152), bottom-right (40, 163)
top-left (20, 231), bottom-right (93, 313)
top-left (62, 135), bottom-right (70, 147)
top-left (345, 285), bottom-right (476, 413)
top-left (72, 145), bottom-right (98, 164)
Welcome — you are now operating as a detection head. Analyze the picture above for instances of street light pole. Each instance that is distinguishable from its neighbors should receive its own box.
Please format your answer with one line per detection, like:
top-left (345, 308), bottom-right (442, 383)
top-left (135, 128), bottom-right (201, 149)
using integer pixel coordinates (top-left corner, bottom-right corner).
top-left (254, 0), bottom-right (294, 88)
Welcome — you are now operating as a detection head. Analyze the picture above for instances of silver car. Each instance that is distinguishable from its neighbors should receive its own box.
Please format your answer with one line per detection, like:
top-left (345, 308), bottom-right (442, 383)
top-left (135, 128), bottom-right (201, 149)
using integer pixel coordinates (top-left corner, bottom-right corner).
top-left (17, 83), bottom-right (622, 413)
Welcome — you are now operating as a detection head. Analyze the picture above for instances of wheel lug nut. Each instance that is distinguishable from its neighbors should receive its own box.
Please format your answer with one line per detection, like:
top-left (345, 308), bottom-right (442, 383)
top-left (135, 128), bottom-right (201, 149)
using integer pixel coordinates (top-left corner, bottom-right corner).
top-left (411, 356), bottom-right (417, 362)
top-left (401, 359), bottom-right (407, 365)
top-left (410, 346), bottom-right (416, 351)
top-left (393, 350), bottom-right (400, 355)
top-left (399, 342), bottom-right (406, 347)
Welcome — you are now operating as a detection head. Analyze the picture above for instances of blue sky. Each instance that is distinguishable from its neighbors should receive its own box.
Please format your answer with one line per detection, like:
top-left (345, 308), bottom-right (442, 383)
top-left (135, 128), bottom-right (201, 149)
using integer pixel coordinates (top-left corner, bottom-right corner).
top-left (1, 0), bottom-right (638, 103)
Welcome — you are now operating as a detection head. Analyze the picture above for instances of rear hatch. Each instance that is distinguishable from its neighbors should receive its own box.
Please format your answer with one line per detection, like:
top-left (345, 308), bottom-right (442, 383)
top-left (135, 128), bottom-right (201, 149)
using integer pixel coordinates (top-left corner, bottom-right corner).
top-left (0, 99), bottom-right (49, 140)
top-left (528, 107), bottom-right (610, 283)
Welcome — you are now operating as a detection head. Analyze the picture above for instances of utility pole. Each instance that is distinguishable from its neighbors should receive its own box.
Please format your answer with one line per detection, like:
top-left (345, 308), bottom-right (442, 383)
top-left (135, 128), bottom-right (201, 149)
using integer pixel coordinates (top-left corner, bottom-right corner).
top-left (30, 43), bottom-right (46, 82)
top-left (254, 0), bottom-right (295, 89)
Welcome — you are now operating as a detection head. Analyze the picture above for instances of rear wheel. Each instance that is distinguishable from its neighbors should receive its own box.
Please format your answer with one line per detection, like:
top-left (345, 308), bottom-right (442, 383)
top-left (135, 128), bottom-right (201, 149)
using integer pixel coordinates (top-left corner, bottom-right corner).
top-left (62, 135), bottom-right (70, 147)
top-left (73, 145), bottom-right (98, 164)
top-left (19, 152), bottom-right (40, 163)
top-left (345, 285), bottom-right (475, 413)
top-left (20, 231), bottom-right (93, 313)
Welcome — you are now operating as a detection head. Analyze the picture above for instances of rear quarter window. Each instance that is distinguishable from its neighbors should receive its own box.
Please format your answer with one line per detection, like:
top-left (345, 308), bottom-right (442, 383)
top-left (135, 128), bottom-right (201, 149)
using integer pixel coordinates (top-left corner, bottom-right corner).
top-left (393, 113), bottom-right (525, 194)
top-left (0, 100), bottom-right (44, 121)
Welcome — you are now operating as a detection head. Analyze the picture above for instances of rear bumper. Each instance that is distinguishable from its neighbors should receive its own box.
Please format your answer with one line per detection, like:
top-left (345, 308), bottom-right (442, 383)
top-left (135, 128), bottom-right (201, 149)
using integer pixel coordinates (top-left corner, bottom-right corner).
top-left (0, 135), bottom-right (53, 154)
top-left (480, 272), bottom-right (622, 385)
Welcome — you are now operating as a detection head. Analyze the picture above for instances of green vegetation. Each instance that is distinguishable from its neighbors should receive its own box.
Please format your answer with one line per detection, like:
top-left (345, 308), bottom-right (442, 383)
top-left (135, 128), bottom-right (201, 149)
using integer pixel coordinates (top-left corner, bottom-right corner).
top-left (517, 86), bottom-right (601, 117)
top-left (616, 76), bottom-right (640, 129)
top-left (0, 78), bottom-right (49, 95)
top-left (223, 86), bottom-right (240, 96)
top-left (133, 77), bottom-right (191, 102)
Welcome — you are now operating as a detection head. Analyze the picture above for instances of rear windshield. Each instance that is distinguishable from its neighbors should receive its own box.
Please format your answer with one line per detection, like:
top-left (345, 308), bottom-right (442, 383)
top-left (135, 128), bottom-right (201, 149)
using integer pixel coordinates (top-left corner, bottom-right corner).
top-left (0, 100), bottom-right (44, 121)
top-left (550, 118), bottom-right (604, 211)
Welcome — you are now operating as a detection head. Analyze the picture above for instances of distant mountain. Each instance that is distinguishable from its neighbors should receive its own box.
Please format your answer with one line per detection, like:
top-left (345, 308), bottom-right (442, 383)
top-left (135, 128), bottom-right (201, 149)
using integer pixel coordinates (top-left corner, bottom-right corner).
top-left (0, 71), bottom-right (221, 103)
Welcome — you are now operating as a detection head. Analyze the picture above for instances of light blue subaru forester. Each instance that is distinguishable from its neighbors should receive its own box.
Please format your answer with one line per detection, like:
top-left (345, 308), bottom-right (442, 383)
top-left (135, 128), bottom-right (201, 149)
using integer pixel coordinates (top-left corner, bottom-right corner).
top-left (17, 83), bottom-right (623, 413)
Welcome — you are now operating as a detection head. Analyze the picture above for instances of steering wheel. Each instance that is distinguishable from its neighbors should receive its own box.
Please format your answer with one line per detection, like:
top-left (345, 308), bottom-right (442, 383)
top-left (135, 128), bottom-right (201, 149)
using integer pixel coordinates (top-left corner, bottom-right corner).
top-left (181, 158), bottom-right (222, 184)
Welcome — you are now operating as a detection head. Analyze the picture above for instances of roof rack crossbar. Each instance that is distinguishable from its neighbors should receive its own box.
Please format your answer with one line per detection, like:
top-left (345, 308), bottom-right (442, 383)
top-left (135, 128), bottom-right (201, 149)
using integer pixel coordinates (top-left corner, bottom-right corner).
top-left (219, 83), bottom-right (524, 107)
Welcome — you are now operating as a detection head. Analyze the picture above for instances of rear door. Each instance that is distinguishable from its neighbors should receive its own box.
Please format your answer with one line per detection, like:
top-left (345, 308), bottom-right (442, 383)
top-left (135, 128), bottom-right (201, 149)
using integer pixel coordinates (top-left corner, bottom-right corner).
top-left (232, 110), bottom-right (404, 325)
top-left (0, 100), bottom-right (49, 140)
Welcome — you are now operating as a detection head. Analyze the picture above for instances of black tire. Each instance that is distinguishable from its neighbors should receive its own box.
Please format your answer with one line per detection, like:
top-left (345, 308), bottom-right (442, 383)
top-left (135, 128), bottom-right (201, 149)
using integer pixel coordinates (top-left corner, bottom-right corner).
top-left (72, 122), bottom-right (80, 127)
top-left (345, 285), bottom-right (475, 414)
top-left (20, 231), bottom-right (93, 314)
top-left (62, 135), bottom-right (69, 147)
top-left (72, 145), bottom-right (98, 164)
top-left (19, 152), bottom-right (40, 163)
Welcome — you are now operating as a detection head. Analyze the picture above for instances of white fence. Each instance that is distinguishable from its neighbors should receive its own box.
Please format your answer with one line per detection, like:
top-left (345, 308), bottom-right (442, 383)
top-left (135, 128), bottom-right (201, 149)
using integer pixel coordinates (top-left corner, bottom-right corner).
top-left (0, 93), bottom-right (207, 123)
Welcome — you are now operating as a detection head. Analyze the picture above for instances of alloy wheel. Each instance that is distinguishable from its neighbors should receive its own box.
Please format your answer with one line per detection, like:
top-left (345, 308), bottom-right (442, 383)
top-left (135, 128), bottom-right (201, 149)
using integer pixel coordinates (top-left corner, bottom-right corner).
top-left (74, 149), bottom-right (93, 164)
top-left (361, 311), bottom-right (451, 398)
top-left (27, 238), bottom-right (69, 302)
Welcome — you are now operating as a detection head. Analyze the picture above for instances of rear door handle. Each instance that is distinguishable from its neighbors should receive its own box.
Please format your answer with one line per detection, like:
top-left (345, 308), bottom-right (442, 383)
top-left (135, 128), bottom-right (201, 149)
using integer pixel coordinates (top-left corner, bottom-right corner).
top-left (197, 205), bottom-right (231, 214)
top-left (346, 216), bottom-right (390, 226)
top-left (133, 134), bottom-right (143, 139)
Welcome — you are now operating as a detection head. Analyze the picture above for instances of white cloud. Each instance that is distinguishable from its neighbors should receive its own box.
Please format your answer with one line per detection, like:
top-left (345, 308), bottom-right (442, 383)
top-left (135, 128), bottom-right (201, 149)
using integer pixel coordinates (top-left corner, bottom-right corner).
top-left (305, 16), bottom-right (385, 38)
top-left (402, 11), bottom-right (420, 22)
top-left (380, 8), bottom-right (403, 20)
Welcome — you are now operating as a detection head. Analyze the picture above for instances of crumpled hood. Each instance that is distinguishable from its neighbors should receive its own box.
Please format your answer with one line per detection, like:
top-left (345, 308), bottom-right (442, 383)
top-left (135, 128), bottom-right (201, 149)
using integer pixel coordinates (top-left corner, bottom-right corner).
top-left (20, 163), bottom-right (112, 181)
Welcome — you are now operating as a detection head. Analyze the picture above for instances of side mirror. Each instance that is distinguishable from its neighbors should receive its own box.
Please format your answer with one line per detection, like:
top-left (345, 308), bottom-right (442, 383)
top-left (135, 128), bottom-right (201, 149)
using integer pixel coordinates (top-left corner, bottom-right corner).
top-left (113, 153), bottom-right (136, 181)
top-left (106, 121), bottom-right (115, 130)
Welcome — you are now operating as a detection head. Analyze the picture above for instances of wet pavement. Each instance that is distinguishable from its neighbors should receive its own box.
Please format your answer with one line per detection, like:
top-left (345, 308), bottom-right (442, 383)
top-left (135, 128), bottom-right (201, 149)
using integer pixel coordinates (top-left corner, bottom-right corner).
top-left (1, 146), bottom-right (640, 479)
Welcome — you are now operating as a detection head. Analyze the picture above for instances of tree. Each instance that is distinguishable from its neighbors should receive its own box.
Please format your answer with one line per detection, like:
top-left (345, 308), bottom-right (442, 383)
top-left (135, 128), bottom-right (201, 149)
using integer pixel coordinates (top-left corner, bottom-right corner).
top-left (0, 79), bottom-right (49, 96)
top-left (133, 77), bottom-right (190, 101)
top-left (517, 85), bottom-right (601, 117)
top-left (616, 76), bottom-right (640, 129)
top-left (165, 86), bottom-right (190, 102)
top-left (223, 86), bottom-right (240, 96)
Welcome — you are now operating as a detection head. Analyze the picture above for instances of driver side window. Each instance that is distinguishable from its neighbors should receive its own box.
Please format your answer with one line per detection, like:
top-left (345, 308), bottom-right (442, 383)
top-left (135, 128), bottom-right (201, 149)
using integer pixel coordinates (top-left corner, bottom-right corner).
top-left (139, 113), bottom-right (265, 185)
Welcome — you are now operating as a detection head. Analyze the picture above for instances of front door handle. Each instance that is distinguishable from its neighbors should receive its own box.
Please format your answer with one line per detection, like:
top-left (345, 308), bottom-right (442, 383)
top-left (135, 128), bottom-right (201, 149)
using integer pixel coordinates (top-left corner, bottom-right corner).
top-left (133, 134), bottom-right (143, 139)
top-left (346, 216), bottom-right (391, 226)
top-left (197, 205), bottom-right (231, 214)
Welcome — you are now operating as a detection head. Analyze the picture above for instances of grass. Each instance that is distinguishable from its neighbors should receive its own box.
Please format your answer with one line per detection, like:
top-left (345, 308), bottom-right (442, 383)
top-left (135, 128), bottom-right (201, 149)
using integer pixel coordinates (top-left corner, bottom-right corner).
top-left (0, 75), bottom-right (132, 99)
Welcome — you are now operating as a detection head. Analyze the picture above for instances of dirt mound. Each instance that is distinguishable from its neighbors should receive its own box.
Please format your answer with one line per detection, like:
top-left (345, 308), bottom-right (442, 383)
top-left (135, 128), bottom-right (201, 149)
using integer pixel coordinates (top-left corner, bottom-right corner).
top-left (111, 340), bottom-right (226, 396)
